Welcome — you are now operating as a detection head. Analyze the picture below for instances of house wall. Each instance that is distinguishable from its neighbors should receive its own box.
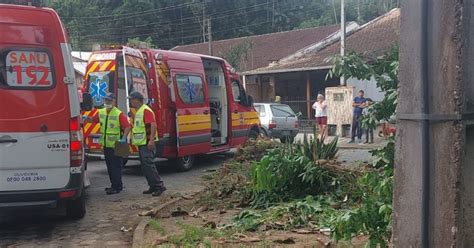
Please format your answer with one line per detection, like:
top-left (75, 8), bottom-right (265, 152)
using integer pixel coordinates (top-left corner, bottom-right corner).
top-left (347, 77), bottom-right (384, 101)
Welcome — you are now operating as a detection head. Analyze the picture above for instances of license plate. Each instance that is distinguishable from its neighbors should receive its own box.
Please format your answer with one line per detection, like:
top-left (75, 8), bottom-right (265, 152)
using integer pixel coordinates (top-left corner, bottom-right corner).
top-left (92, 138), bottom-right (100, 144)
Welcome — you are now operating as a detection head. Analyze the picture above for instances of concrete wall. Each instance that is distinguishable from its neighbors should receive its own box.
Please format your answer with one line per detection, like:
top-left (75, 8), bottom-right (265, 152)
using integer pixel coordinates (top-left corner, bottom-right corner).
top-left (393, 0), bottom-right (466, 246)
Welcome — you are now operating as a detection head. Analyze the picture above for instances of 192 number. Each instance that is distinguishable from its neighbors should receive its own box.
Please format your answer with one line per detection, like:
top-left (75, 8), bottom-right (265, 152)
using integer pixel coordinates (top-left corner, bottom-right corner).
top-left (11, 65), bottom-right (51, 86)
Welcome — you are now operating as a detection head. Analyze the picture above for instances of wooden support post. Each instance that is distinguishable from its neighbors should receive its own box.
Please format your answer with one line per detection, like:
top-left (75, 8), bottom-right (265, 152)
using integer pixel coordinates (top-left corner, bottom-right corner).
top-left (269, 75), bottom-right (276, 102)
top-left (306, 72), bottom-right (311, 119)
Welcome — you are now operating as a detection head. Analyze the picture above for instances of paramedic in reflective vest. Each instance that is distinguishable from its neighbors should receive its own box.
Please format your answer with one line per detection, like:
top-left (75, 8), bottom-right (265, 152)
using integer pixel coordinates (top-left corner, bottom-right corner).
top-left (85, 93), bottom-right (130, 195)
top-left (128, 91), bottom-right (166, 197)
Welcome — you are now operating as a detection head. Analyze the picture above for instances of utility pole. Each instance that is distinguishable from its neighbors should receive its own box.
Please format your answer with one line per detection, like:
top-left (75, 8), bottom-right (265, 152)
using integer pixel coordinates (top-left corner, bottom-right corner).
top-left (271, 0), bottom-right (275, 30)
top-left (202, 2), bottom-right (206, 43)
top-left (207, 18), bottom-right (212, 56)
top-left (357, 0), bottom-right (361, 23)
top-left (340, 0), bottom-right (346, 86)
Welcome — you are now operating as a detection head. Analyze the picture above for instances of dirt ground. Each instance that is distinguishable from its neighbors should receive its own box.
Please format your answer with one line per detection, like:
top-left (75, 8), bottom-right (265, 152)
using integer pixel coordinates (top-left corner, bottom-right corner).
top-left (143, 195), bottom-right (368, 247)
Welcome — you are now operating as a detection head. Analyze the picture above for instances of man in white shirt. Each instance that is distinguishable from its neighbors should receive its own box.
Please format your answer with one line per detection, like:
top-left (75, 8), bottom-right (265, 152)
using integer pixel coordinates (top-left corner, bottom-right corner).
top-left (312, 94), bottom-right (328, 139)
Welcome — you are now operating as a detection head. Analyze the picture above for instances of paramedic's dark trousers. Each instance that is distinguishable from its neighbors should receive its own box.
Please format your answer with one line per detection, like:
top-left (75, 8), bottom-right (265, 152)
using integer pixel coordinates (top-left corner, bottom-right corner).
top-left (351, 114), bottom-right (363, 141)
top-left (138, 145), bottom-right (164, 190)
top-left (365, 128), bottom-right (374, 143)
top-left (103, 148), bottom-right (123, 190)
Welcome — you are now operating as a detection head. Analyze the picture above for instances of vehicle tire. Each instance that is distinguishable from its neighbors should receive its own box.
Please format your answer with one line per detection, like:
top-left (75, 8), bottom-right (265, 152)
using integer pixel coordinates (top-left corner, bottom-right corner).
top-left (259, 128), bottom-right (268, 138)
top-left (280, 136), bottom-right (295, 144)
top-left (248, 129), bottom-right (259, 140)
top-left (172, 155), bottom-right (195, 172)
top-left (66, 188), bottom-right (86, 220)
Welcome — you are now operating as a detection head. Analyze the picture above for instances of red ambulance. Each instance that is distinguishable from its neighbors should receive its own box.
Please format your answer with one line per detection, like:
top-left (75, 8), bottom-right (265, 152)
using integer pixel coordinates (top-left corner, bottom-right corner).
top-left (81, 47), bottom-right (260, 171)
top-left (0, 4), bottom-right (86, 219)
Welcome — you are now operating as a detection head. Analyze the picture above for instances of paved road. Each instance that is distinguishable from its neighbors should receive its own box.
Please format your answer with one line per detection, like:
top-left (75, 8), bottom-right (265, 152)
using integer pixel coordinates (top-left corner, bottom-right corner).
top-left (0, 156), bottom-right (226, 248)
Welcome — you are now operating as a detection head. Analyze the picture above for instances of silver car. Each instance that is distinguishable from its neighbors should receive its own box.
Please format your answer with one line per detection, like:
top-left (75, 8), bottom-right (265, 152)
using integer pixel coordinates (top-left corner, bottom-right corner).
top-left (254, 103), bottom-right (299, 143)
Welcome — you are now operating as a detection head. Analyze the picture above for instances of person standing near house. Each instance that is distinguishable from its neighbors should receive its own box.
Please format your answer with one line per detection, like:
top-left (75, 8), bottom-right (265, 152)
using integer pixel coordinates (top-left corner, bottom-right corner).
top-left (349, 90), bottom-right (367, 143)
top-left (312, 94), bottom-right (328, 139)
top-left (128, 91), bottom-right (166, 197)
top-left (275, 95), bottom-right (281, 103)
top-left (362, 98), bottom-right (374, 144)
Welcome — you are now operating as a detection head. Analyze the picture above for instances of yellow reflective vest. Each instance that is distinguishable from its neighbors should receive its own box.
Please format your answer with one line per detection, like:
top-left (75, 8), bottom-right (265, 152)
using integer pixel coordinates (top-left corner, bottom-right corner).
top-left (132, 104), bottom-right (158, 146)
top-left (98, 107), bottom-right (122, 148)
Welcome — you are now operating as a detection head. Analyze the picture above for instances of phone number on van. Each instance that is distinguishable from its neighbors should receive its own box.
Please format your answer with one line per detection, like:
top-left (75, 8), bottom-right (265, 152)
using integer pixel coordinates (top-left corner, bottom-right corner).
top-left (6, 173), bottom-right (46, 183)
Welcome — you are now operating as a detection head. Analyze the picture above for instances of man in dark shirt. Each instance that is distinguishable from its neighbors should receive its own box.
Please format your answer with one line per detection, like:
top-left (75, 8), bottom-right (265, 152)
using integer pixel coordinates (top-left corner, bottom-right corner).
top-left (349, 90), bottom-right (367, 143)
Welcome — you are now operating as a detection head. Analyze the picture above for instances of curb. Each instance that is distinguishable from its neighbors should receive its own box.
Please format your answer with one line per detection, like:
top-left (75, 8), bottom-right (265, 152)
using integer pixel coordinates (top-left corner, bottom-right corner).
top-left (337, 145), bottom-right (382, 150)
top-left (132, 192), bottom-right (199, 248)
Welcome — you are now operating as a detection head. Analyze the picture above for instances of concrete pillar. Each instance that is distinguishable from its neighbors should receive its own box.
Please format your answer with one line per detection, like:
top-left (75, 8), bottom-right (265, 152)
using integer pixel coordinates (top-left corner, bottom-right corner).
top-left (393, 0), bottom-right (468, 246)
top-left (268, 75), bottom-right (276, 102)
top-left (306, 72), bottom-right (311, 119)
top-left (257, 75), bottom-right (263, 101)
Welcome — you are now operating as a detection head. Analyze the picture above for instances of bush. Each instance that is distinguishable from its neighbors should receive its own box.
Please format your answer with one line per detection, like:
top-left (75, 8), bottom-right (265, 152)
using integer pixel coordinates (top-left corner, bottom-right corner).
top-left (250, 142), bottom-right (351, 208)
top-left (330, 137), bottom-right (394, 247)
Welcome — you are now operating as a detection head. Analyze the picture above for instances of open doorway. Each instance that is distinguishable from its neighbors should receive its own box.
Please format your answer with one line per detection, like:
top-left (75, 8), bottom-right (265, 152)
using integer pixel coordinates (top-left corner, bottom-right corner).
top-left (203, 59), bottom-right (228, 146)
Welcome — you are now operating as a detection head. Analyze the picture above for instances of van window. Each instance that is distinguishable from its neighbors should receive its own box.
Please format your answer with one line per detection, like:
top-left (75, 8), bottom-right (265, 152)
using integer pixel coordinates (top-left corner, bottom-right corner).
top-left (176, 74), bottom-right (204, 104)
top-left (231, 80), bottom-right (242, 102)
top-left (0, 50), bottom-right (54, 89)
top-left (271, 104), bottom-right (296, 117)
top-left (129, 67), bottom-right (148, 99)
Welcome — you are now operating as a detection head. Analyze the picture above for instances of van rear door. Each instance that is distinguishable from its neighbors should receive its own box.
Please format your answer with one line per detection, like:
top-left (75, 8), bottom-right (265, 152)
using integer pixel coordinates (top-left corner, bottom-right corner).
top-left (0, 8), bottom-right (72, 191)
top-left (170, 71), bottom-right (211, 156)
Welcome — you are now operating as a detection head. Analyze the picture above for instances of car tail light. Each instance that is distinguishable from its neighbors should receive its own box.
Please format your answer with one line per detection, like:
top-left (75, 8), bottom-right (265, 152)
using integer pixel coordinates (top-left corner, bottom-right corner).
top-left (59, 190), bottom-right (77, 199)
top-left (269, 120), bottom-right (277, 129)
top-left (70, 117), bottom-right (83, 167)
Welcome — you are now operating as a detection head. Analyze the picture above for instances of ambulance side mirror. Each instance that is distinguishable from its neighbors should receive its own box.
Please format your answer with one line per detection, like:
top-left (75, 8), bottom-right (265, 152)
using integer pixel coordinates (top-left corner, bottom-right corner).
top-left (81, 93), bottom-right (93, 111)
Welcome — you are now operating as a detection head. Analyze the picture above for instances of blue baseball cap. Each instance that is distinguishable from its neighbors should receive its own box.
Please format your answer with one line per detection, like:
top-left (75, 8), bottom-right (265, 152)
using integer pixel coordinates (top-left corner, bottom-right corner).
top-left (104, 93), bottom-right (116, 101)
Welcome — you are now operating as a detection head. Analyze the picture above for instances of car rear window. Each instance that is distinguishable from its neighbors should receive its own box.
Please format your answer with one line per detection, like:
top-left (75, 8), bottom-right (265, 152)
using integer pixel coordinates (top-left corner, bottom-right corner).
top-left (0, 49), bottom-right (54, 89)
top-left (270, 104), bottom-right (296, 117)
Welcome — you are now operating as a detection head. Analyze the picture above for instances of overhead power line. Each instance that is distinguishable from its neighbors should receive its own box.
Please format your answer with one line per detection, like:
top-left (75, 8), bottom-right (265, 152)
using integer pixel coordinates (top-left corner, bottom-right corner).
top-left (60, 2), bottom-right (201, 20)
top-left (79, 5), bottom-right (268, 38)
top-left (77, 21), bottom-right (271, 46)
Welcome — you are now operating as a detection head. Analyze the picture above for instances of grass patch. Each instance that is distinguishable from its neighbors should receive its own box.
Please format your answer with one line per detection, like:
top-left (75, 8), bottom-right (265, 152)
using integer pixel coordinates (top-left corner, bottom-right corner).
top-left (167, 221), bottom-right (227, 247)
top-left (148, 218), bottom-right (166, 235)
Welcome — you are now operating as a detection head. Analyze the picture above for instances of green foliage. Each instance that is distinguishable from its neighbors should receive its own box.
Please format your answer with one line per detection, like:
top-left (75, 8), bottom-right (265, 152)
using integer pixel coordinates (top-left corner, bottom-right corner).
top-left (235, 138), bottom-right (278, 162)
top-left (168, 221), bottom-right (224, 247)
top-left (299, 129), bottom-right (339, 161)
top-left (220, 40), bottom-right (253, 71)
top-left (127, 36), bottom-right (155, 48)
top-left (326, 46), bottom-right (398, 246)
top-left (249, 141), bottom-right (348, 208)
top-left (231, 196), bottom-right (337, 231)
top-left (148, 218), bottom-right (166, 235)
top-left (327, 46), bottom-right (399, 130)
top-left (44, 0), bottom-right (399, 51)
top-left (196, 139), bottom-right (279, 210)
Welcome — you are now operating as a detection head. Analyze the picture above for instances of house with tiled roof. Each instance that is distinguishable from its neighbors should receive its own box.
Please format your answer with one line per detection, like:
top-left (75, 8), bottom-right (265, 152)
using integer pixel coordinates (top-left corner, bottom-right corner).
top-left (242, 8), bottom-right (400, 119)
top-left (171, 23), bottom-right (359, 72)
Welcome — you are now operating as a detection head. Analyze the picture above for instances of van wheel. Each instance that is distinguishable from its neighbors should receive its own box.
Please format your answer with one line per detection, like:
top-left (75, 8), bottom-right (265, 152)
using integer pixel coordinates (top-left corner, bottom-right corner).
top-left (66, 189), bottom-right (86, 220)
top-left (172, 156), bottom-right (195, 172)
top-left (248, 129), bottom-right (259, 140)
